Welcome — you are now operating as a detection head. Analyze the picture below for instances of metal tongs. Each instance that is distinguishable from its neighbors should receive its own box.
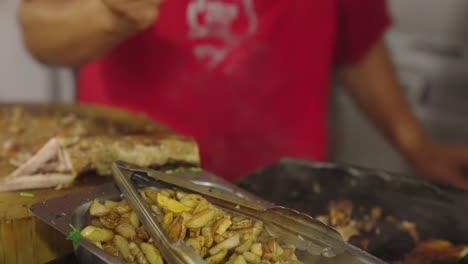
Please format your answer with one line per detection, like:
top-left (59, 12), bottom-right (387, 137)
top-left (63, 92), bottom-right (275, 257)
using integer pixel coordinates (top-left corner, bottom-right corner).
top-left (112, 160), bottom-right (386, 264)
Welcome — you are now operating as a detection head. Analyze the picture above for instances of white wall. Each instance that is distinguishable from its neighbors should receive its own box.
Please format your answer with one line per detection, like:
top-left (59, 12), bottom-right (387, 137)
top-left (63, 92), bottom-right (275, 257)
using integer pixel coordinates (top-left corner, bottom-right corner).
top-left (0, 0), bottom-right (74, 103)
top-left (389, 0), bottom-right (468, 42)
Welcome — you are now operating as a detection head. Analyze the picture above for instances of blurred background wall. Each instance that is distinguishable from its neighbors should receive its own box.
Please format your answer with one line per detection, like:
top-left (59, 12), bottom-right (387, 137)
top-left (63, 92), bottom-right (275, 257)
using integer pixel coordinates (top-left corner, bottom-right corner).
top-left (1, 0), bottom-right (468, 175)
top-left (0, 0), bottom-right (74, 103)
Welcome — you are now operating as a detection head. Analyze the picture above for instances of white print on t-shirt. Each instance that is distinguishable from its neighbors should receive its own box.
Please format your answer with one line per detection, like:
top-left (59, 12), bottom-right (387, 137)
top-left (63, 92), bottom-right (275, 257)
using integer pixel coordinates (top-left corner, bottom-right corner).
top-left (186, 0), bottom-right (258, 70)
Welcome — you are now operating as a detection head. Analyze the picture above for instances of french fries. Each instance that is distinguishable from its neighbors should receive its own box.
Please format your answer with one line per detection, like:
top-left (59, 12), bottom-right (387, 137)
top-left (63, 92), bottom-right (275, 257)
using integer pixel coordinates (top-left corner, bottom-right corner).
top-left (81, 188), bottom-right (303, 264)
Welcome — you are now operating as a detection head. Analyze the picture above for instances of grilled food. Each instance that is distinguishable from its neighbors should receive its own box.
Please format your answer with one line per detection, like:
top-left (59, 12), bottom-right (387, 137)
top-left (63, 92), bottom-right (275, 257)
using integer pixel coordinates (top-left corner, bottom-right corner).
top-left (316, 199), bottom-right (468, 264)
top-left (0, 105), bottom-right (199, 192)
top-left (399, 240), bottom-right (468, 264)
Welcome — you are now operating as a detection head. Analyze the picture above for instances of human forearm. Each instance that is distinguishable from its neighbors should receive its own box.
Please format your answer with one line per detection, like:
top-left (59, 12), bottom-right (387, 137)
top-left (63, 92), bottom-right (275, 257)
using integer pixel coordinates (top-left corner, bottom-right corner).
top-left (18, 0), bottom-right (157, 66)
top-left (339, 41), bottom-right (468, 189)
top-left (338, 40), bottom-right (430, 161)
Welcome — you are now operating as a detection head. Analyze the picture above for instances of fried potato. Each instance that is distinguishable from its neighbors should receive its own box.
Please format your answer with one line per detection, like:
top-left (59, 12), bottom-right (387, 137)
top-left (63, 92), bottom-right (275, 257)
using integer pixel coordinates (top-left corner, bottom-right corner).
top-left (129, 242), bottom-right (149, 264)
top-left (180, 212), bottom-right (193, 221)
top-left (83, 187), bottom-right (303, 264)
top-left (202, 226), bottom-right (214, 248)
top-left (167, 216), bottom-right (187, 241)
top-left (102, 242), bottom-right (119, 257)
top-left (114, 235), bottom-right (135, 263)
top-left (250, 243), bottom-right (263, 257)
top-left (156, 193), bottom-right (192, 214)
top-left (186, 209), bottom-right (216, 229)
top-left (243, 251), bottom-right (261, 264)
top-left (160, 188), bottom-right (176, 199)
top-left (143, 189), bottom-right (159, 204)
top-left (136, 226), bottom-right (150, 240)
top-left (200, 246), bottom-right (209, 257)
top-left (129, 211), bottom-right (140, 228)
top-left (161, 212), bottom-right (173, 230)
top-left (175, 191), bottom-right (188, 200)
top-left (140, 190), bottom-right (152, 204)
top-left (226, 254), bottom-right (247, 264)
top-left (140, 243), bottom-right (164, 264)
top-left (230, 219), bottom-right (253, 230)
top-left (189, 228), bottom-right (201, 238)
top-left (205, 249), bottom-right (228, 264)
top-left (185, 237), bottom-right (203, 254)
top-left (93, 241), bottom-right (103, 249)
top-left (150, 204), bottom-right (164, 216)
top-left (252, 222), bottom-right (263, 237)
top-left (116, 204), bottom-right (132, 215)
top-left (213, 218), bottom-right (232, 235)
top-left (91, 218), bottom-right (105, 228)
top-left (104, 200), bottom-right (119, 209)
top-left (90, 199), bottom-right (110, 217)
top-left (214, 234), bottom-right (226, 244)
top-left (193, 199), bottom-right (212, 214)
top-left (209, 235), bottom-right (240, 255)
top-left (180, 194), bottom-right (204, 208)
top-left (115, 222), bottom-right (137, 240)
top-left (80, 226), bottom-right (114, 242)
top-left (267, 240), bottom-right (284, 261)
top-left (278, 245), bottom-right (295, 261)
top-left (99, 210), bottom-right (120, 229)
top-left (235, 239), bottom-right (253, 254)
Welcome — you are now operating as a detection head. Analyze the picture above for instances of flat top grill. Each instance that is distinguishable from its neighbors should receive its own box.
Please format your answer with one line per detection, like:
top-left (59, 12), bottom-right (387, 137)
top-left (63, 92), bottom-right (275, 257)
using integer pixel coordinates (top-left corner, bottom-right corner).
top-left (237, 158), bottom-right (468, 262)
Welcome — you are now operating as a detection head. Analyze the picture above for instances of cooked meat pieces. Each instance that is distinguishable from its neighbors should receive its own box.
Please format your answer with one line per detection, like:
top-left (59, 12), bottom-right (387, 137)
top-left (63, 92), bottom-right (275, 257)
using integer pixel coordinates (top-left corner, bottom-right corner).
top-left (400, 240), bottom-right (468, 264)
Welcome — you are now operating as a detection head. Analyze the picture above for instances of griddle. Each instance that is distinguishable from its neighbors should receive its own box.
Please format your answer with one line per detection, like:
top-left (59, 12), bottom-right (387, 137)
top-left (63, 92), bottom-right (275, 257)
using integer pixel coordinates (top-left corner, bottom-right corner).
top-left (236, 158), bottom-right (468, 262)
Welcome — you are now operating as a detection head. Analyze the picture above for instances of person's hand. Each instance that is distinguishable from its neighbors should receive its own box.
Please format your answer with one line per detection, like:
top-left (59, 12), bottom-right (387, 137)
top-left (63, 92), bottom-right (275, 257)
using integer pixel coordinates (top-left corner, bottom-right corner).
top-left (407, 143), bottom-right (468, 189)
top-left (103, 0), bottom-right (162, 30)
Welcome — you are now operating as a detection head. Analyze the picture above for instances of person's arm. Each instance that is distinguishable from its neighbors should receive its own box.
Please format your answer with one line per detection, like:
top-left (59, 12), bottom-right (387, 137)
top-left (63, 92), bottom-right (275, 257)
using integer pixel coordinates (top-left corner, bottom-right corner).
top-left (339, 39), bottom-right (468, 189)
top-left (18, 0), bottom-right (160, 66)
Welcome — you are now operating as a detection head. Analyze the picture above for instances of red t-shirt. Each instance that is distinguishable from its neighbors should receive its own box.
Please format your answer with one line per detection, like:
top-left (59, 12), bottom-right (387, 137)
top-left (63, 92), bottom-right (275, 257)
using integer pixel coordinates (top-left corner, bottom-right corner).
top-left (78, 0), bottom-right (390, 181)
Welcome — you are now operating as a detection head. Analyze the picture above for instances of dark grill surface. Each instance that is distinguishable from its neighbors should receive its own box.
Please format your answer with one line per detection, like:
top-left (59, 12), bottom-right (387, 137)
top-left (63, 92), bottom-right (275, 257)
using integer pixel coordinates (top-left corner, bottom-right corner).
top-left (236, 158), bottom-right (468, 262)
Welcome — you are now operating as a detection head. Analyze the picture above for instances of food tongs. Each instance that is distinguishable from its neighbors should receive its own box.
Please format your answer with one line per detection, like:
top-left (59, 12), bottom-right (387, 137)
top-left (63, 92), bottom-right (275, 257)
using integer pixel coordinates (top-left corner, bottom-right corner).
top-left (112, 160), bottom-right (386, 264)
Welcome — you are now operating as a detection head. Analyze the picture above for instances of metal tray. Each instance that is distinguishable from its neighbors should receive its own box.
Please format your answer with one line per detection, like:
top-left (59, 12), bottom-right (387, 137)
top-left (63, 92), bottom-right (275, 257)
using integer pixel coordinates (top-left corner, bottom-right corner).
top-left (31, 168), bottom-right (386, 264)
top-left (30, 169), bottom-right (271, 264)
top-left (237, 158), bottom-right (468, 262)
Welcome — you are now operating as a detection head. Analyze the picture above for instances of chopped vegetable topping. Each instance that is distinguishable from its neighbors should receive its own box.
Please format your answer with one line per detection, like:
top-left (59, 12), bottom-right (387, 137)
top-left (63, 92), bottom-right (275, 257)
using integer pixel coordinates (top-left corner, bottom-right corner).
top-left (20, 192), bottom-right (35, 198)
top-left (66, 224), bottom-right (82, 250)
top-left (190, 167), bottom-right (202, 173)
top-left (175, 167), bottom-right (185, 173)
top-left (164, 170), bottom-right (174, 174)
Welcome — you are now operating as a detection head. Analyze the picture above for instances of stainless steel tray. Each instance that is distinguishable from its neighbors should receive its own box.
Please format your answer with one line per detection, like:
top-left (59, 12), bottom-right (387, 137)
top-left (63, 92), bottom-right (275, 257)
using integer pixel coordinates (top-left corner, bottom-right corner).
top-left (31, 168), bottom-right (386, 264)
top-left (30, 169), bottom-right (272, 264)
